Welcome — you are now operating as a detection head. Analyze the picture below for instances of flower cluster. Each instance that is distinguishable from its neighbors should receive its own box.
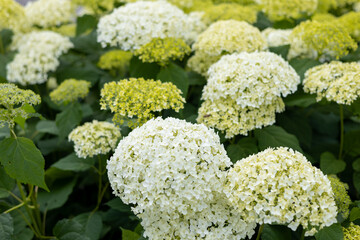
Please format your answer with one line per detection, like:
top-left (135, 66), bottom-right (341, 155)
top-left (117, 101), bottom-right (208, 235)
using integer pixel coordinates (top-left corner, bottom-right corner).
top-left (68, 120), bottom-right (121, 159)
top-left (25, 0), bottom-right (74, 28)
top-left (97, 1), bottom-right (205, 50)
top-left (225, 147), bottom-right (338, 236)
top-left (100, 78), bottom-right (185, 128)
top-left (50, 79), bottom-right (91, 105)
top-left (343, 223), bottom-right (360, 240)
top-left (255, 0), bottom-right (318, 21)
top-left (261, 28), bottom-right (292, 47)
top-left (6, 31), bottom-right (73, 86)
top-left (311, 12), bottom-right (337, 22)
top-left (328, 175), bottom-right (351, 219)
top-left (107, 117), bottom-right (256, 239)
top-left (303, 61), bottom-right (360, 105)
top-left (0, 0), bottom-right (29, 32)
top-left (188, 20), bottom-right (267, 76)
top-left (0, 83), bottom-right (41, 128)
top-left (134, 37), bottom-right (191, 66)
top-left (74, 0), bottom-right (116, 15)
top-left (338, 11), bottom-right (360, 41)
top-left (288, 20), bottom-right (357, 61)
top-left (97, 50), bottom-right (132, 75)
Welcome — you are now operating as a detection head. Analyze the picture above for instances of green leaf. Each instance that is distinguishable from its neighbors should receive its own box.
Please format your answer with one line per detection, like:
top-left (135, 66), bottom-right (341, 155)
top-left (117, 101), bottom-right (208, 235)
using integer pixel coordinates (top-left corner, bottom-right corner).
top-left (76, 15), bottom-right (97, 36)
top-left (315, 223), bottom-right (343, 240)
top-left (52, 153), bottom-right (95, 172)
top-left (341, 45), bottom-right (360, 62)
top-left (56, 103), bottom-right (82, 140)
top-left (353, 158), bottom-right (360, 172)
top-left (37, 178), bottom-right (76, 212)
top-left (0, 213), bottom-right (13, 240)
top-left (350, 99), bottom-right (360, 116)
top-left (36, 120), bottom-right (59, 135)
top-left (157, 63), bottom-right (189, 97)
top-left (254, 126), bottom-right (302, 153)
top-left (53, 219), bottom-right (90, 240)
top-left (226, 138), bottom-right (258, 163)
top-left (0, 165), bottom-right (15, 199)
top-left (320, 152), bottom-right (346, 174)
top-left (289, 58), bottom-right (321, 80)
top-left (344, 130), bottom-right (360, 157)
top-left (353, 172), bottom-right (360, 193)
top-left (73, 213), bottom-right (102, 240)
top-left (0, 29), bottom-right (13, 50)
top-left (129, 56), bottom-right (160, 79)
top-left (188, 71), bottom-right (206, 86)
top-left (269, 45), bottom-right (290, 59)
top-left (121, 228), bottom-right (140, 240)
top-left (284, 89), bottom-right (317, 107)
top-left (0, 137), bottom-right (48, 190)
top-left (253, 11), bottom-right (272, 30)
top-left (11, 228), bottom-right (33, 240)
top-left (261, 224), bottom-right (291, 240)
top-left (106, 198), bottom-right (132, 213)
top-left (350, 207), bottom-right (360, 222)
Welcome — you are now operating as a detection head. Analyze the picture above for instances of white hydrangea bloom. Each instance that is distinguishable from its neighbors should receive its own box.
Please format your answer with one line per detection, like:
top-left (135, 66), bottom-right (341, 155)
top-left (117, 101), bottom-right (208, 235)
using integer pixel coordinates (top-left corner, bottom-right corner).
top-left (107, 117), bottom-right (256, 239)
top-left (25, 0), bottom-right (74, 28)
top-left (69, 120), bottom-right (121, 159)
top-left (203, 52), bottom-right (300, 108)
top-left (6, 31), bottom-right (73, 86)
top-left (261, 28), bottom-right (292, 47)
top-left (97, 1), bottom-right (205, 50)
top-left (225, 147), bottom-right (338, 236)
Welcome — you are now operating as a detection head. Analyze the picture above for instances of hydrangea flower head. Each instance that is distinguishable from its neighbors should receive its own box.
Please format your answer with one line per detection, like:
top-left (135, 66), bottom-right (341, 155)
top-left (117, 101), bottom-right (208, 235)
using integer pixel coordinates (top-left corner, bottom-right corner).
top-left (74, 0), bottom-right (116, 15)
top-left (203, 52), bottom-right (300, 108)
top-left (328, 175), bottom-right (351, 219)
top-left (50, 79), bottom-right (91, 105)
top-left (25, 0), bottom-right (75, 28)
top-left (225, 147), bottom-right (338, 236)
top-left (288, 20), bottom-right (357, 61)
top-left (134, 37), bottom-right (191, 66)
top-left (343, 223), bottom-right (360, 240)
top-left (100, 78), bottom-right (185, 128)
top-left (97, 50), bottom-right (132, 75)
top-left (97, 1), bottom-right (205, 50)
top-left (6, 31), bottom-right (73, 86)
top-left (0, 83), bottom-right (41, 128)
top-left (338, 11), bottom-right (360, 41)
top-left (68, 120), bottom-right (121, 159)
top-left (0, 0), bottom-right (29, 32)
top-left (303, 61), bottom-right (360, 105)
top-left (107, 117), bottom-right (256, 239)
top-left (261, 28), bottom-right (292, 47)
top-left (255, 0), bottom-right (318, 21)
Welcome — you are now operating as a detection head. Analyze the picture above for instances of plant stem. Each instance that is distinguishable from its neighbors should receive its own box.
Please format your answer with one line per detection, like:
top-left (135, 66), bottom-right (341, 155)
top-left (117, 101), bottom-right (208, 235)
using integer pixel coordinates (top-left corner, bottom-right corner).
top-left (300, 229), bottom-right (305, 240)
top-left (256, 224), bottom-right (264, 240)
top-left (92, 155), bottom-right (108, 213)
top-left (339, 104), bottom-right (344, 160)
top-left (30, 185), bottom-right (43, 235)
top-left (4, 202), bottom-right (25, 214)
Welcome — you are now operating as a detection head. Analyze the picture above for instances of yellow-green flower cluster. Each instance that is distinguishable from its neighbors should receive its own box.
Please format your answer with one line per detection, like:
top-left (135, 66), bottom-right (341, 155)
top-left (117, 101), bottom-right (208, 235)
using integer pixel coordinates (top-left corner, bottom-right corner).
top-left (338, 12), bottom-right (360, 41)
top-left (335, 0), bottom-right (360, 8)
top-left (0, 0), bottom-right (29, 32)
top-left (100, 78), bottom-right (185, 128)
top-left (197, 96), bottom-right (285, 138)
top-left (134, 37), bottom-right (191, 66)
top-left (303, 61), bottom-right (360, 105)
top-left (316, 0), bottom-right (337, 12)
top-left (0, 83), bottom-right (41, 128)
top-left (200, 3), bottom-right (258, 25)
top-left (225, 147), bottom-right (338, 236)
top-left (68, 120), bottom-right (121, 158)
top-left (311, 13), bottom-right (337, 22)
top-left (187, 20), bottom-right (267, 76)
top-left (343, 223), bottom-right (360, 240)
top-left (74, 0), bottom-right (116, 15)
top-left (255, 0), bottom-right (318, 21)
top-left (328, 175), bottom-right (351, 219)
top-left (288, 20), bottom-right (357, 61)
top-left (50, 79), bottom-right (91, 105)
top-left (25, 0), bottom-right (75, 28)
top-left (213, 0), bottom-right (255, 4)
top-left (97, 50), bottom-right (132, 75)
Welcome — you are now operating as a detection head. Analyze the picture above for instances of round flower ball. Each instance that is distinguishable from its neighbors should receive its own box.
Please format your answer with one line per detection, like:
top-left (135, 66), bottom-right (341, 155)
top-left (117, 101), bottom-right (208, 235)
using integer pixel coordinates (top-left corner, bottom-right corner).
top-left (225, 147), bottom-right (337, 236)
top-left (68, 120), bottom-right (121, 159)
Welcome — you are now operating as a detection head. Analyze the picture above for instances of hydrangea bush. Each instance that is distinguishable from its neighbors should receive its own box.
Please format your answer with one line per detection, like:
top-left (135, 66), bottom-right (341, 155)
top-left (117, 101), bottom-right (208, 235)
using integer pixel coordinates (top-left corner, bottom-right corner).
top-left (0, 0), bottom-right (360, 239)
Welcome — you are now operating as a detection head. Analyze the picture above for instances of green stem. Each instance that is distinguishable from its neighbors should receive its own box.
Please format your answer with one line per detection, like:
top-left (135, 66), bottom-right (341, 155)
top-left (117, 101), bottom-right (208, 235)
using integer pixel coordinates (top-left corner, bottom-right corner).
top-left (7, 190), bottom-right (23, 203)
top-left (30, 185), bottom-right (43, 235)
top-left (256, 224), bottom-right (264, 240)
top-left (10, 128), bottom-right (17, 139)
top-left (339, 104), bottom-right (344, 160)
top-left (4, 202), bottom-right (25, 214)
top-left (16, 209), bottom-right (38, 237)
top-left (300, 229), bottom-right (305, 240)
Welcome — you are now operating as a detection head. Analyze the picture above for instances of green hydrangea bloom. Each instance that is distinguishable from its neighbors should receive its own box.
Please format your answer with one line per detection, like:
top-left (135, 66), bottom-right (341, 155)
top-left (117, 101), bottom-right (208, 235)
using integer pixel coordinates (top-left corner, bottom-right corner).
top-left (257, 0), bottom-right (318, 21)
top-left (303, 61), bottom-right (360, 105)
top-left (328, 175), bottom-right (351, 219)
top-left (343, 223), bottom-right (360, 240)
top-left (311, 13), bottom-right (337, 22)
top-left (100, 78), bottom-right (185, 128)
top-left (50, 79), bottom-right (91, 105)
top-left (97, 50), bottom-right (132, 76)
top-left (74, 0), bottom-right (115, 14)
top-left (212, 0), bottom-right (255, 4)
top-left (0, 0), bottom-right (29, 32)
top-left (288, 20), bottom-right (357, 61)
top-left (0, 83), bottom-right (40, 128)
top-left (134, 37), bottom-right (191, 66)
top-left (338, 11), bottom-right (360, 41)
top-left (316, 0), bottom-right (337, 13)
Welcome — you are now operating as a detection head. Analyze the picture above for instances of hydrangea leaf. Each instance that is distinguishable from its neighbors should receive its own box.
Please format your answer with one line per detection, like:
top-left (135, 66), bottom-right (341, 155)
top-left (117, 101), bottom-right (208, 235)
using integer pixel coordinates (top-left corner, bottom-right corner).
top-left (350, 207), bottom-right (360, 222)
top-left (129, 56), bottom-right (160, 80)
top-left (0, 213), bottom-right (13, 240)
top-left (52, 153), bottom-right (94, 172)
top-left (315, 223), bottom-right (343, 240)
top-left (289, 58), bottom-right (321, 80)
top-left (73, 213), bottom-right (102, 240)
top-left (261, 224), bottom-right (291, 240)
top-left (53, 219), bottom-right (90, 240)
top-left (226, 138), bottom-right (258, 163)
top-left (320, 152), bottom-right (346, 174)
top-left (76, 15), bottom-right (97, 36)
top-left (157, 62), bottom-right (189, 97)
top-left (121, 228), bottom-right (140, 240)
top-left (0, 137), bottom-right (48, 191)
top-left (0, 165), bottom-right (15, 199)
top-left (36, 120), bottom-right (59, 135)
top-left (353, 158), bottom-right (360, 172)
top-left (55, 102), bottom-right (82, 140)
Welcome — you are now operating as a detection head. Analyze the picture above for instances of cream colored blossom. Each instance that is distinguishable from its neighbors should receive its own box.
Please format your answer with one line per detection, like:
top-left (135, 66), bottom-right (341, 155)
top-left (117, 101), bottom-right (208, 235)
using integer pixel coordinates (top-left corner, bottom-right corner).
top-left (303, 61), bottom-right (360, 105)
top-left (50, 79), bottom-right (91, 105)
top-left (343, 223), bottom-right (360, 240)
top-left (107, 117), bottom-right (256, 239)
top-left (6, 31), bottom-right (73, 86)
top-left (225, 147), bottom-right (338, 236)
top-left (97, 1), bottom-right (205, 50)
top-left (288, 20), bottom-right (357, 61)
top-left (261, 28), bottom-right (292, 47)
top-left (25, 0), bottom-right (75, 28)
top-left (68, 120), bottom-right (121, 158)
